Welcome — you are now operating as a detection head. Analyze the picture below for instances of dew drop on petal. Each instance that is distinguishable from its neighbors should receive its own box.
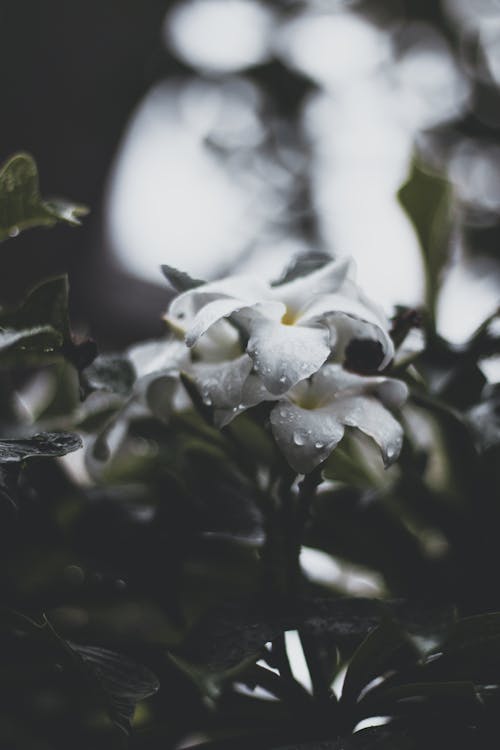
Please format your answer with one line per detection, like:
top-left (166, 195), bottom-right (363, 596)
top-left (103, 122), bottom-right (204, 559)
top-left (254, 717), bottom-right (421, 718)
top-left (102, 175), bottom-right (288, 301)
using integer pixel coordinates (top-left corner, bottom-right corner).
top-left (293, 429), bottom-right (307, 446)
top-left (314, 441), bottom-right (324, 449)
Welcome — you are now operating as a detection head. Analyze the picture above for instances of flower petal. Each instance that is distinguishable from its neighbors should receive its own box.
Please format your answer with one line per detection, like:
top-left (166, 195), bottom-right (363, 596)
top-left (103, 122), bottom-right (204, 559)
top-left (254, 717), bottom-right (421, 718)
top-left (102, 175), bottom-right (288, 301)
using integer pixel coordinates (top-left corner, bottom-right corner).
top-left (245, 318), bottom-right (331, 394)
top-left (167, 275), bottom-right (271, 326)
top-left (327, 313), bottom-right (394, 371)
top-left (185, 298), bottom-right (252, 347)
top-left (332, 395), bottom-right (404, 466)
top-left (270, 401), bottom-right (345, 473)
top-left (189, 355), bottom-right (254, 427)
top-left (305, 364), bottom-right (408, 408)
top-left (274, 257), bottom-right (353, 316)
top-left (127, 339), bottom-right (188, 379)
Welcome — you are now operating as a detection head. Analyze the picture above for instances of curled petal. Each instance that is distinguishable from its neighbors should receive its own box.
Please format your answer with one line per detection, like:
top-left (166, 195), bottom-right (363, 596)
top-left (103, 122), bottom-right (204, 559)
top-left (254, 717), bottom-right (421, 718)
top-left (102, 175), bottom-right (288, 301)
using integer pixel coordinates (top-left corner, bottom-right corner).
top-left (332, 395), bottom-right (404, 466)
top-left (270, 401), bottom-right (345, 474)
top-left (246, 318), bottom-right (331, 394)
top-left (327, 313), bottom-right (394, 371)
top-left (185, 298), bottom-right (252, 347)
top-left (168, 275), bottom-right (271, 324)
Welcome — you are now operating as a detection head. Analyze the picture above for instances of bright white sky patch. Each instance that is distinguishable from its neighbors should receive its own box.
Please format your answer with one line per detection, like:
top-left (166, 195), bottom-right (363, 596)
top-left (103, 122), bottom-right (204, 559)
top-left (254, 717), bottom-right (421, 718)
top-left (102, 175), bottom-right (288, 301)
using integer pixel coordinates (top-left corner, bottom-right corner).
top-left (107, 82), bottom-right (275, 282)
top-left (277, 11), bottom-right (391, 89)
top-left (165, 0), bottom-right (274, 74)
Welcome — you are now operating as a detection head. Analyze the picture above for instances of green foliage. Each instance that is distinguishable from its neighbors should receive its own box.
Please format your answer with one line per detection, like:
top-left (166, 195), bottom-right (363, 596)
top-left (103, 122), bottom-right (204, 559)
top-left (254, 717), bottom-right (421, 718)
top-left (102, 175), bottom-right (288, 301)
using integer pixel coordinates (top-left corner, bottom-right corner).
top-left (398, 162), bottom-right (453, 326)
top-left (0, 153), bottom-right (87, 241)
top-left (0, 153), bottom-right (87, 240)
top-left (1, 152), bottom-right (500, 750)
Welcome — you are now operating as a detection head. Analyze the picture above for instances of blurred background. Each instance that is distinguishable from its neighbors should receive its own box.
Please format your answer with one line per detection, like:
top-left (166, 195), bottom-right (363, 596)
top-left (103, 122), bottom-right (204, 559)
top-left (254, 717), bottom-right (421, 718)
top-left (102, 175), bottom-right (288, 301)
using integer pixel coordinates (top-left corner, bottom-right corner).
top-left (1, 0), bottom-right (500, 351)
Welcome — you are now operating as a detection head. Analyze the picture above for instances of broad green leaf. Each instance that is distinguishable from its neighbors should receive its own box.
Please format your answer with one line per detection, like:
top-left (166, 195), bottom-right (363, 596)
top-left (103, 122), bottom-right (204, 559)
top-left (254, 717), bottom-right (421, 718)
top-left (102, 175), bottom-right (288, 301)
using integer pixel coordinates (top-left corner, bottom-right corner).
top-left (0, 325), bottom-right (62, 357)
top-left (0, 275), bottom-right (96, 370)
top-left (0, 152), bottom-right (87, 240)
top-left (398, 162), bottom-right (452, 325)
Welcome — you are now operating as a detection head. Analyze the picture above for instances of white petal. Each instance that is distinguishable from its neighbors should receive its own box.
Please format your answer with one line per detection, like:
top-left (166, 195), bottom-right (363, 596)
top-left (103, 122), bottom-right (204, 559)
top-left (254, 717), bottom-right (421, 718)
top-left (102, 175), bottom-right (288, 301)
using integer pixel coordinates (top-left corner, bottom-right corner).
top-left (270, 401), bottom-right (345, 473)
top-left (168, 275), bottom-right (271, 324)
top-left (306, 364), bottom-right (408, 408)
top-left (189, 355), bottom-right (254, 427)
top-left (327, 313), bottom-right (394, 370)
top-left (246, 318), bottom-right (331, 394)
top-left (274, 257), bottom-right (353, 316)
top-left (332, 395), bottom-right (404, 466)
top-left (211, 371), bottom-right (282, 427)
top-left (127, 339), bottom-right (188, 378)
top-left (192, 319), bottom-right (241, 362)
top-left (185, 297), bottom-right (251, 347)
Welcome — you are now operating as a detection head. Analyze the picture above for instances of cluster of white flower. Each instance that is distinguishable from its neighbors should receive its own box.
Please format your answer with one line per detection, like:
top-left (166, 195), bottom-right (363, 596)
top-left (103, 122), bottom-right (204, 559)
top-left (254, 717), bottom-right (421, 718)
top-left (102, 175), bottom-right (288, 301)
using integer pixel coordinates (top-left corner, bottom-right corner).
top-left (129, 257), bottom-right (408, 474)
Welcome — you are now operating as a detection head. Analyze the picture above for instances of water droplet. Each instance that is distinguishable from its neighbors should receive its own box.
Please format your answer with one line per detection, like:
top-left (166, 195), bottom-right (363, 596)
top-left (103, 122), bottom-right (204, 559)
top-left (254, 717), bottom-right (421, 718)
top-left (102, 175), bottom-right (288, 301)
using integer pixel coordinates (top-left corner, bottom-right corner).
top-left (8, 225), bottom-right (19, 237)
top-left (314, 441), bottom-right (324, 449)
top-left (293, 430), bottom-right (307, 446)
top-left (279, 375), bottom-right (286, 384)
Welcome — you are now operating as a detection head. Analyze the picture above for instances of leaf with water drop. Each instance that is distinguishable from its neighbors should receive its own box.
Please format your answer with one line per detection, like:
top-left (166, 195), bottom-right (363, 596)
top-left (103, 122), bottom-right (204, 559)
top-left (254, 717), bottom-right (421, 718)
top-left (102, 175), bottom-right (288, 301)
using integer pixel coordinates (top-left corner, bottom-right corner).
top-left (0, 152), bottom-right (88, 241)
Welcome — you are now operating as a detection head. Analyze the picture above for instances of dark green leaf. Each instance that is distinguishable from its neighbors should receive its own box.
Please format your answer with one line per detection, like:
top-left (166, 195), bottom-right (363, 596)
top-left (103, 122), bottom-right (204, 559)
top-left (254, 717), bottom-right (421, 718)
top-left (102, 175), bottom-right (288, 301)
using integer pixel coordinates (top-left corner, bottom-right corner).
top-left (69, 643), bottom-right (160, 735)
top-left (0, 432), bottom-right (82, 464)
top-left (398, 162), bottom-right (452, 324)
top-left (0, 152), bottom-right (88, 240)
top-left (161, 264), bottom-right (205, 292)
top-left (342, 620), bottom-right (417, 706)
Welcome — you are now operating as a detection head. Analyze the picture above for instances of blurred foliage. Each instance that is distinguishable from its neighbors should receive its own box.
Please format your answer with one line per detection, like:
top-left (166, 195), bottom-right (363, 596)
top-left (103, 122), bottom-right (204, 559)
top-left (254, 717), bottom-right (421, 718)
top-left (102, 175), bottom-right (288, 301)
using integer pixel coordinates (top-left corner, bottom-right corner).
top-left (2, 0), bottom-right (500, 741)
top-left (0, 151), bottom-right (499, 750)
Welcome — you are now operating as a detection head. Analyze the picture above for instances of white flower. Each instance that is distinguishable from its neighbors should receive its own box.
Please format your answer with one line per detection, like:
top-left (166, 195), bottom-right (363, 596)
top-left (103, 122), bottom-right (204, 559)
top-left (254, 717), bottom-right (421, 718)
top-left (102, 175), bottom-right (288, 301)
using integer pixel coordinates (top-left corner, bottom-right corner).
top-left (127, 338), bottom-right (190, 420)
top-left (267, 364), bottom-right (408, 474)
top-left (165, 257), bottom-right (394, 395)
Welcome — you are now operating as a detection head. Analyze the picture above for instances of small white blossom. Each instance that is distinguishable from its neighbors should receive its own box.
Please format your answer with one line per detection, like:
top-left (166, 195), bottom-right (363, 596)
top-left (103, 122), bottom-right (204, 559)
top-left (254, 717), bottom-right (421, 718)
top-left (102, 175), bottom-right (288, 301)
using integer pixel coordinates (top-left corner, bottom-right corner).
top-left (267, 365), bottom-right (408, 474)
top-left (166, 257), bottom-right (394, 395)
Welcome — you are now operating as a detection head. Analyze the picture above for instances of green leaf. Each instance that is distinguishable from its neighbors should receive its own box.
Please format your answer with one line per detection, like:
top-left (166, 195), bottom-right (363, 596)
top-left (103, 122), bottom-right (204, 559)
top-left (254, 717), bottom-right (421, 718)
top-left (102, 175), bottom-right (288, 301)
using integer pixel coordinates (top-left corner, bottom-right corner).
top-left (0, 432), bottom-right (82, 464)
top-left (398, 162), bottom-right (453, 325)
top-left (68, 643), bottom-right (160, 735)
top-left (161, 264), bottom-right (205, 292)
top-left (0, 275), bottom-right (96, 370)
top-left (342, 619), bottom-right (417, 706)
top-left (0, 152), bottom-right (88, 240)
top-left (0, 325), bottom-right (62, 357)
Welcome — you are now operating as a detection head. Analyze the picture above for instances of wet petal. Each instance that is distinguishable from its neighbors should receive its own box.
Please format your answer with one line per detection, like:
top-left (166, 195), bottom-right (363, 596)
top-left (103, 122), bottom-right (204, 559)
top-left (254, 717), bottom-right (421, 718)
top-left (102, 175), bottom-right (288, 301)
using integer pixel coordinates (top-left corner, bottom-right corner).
top-left (246, 318), bottom-right (331, 394)
top-left (332, 395), bottom-right (404, 466)
top-left (189, 355), bottom-right (254, 427)
top-left (306, 364), bottom-right (408, 408)
top-left (270, 400), bottom-right (345, 473)
top-left (185, 297), bottom-right (253, 347)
